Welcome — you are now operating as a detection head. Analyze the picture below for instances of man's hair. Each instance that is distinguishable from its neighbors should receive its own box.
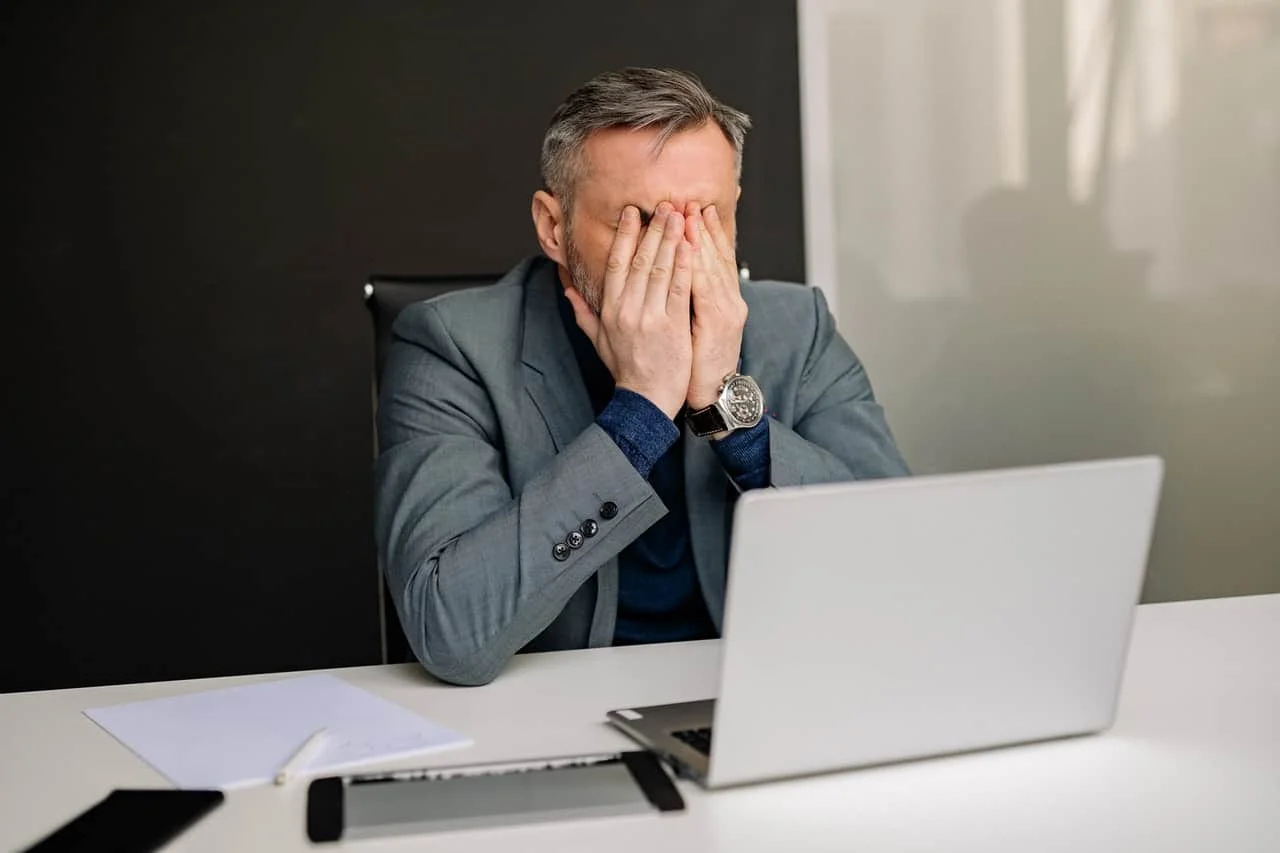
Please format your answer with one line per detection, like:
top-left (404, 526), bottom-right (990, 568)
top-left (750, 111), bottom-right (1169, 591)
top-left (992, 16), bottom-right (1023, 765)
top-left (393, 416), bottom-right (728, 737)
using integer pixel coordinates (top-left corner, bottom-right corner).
top-left (540, 67), bottom-right (752, 215)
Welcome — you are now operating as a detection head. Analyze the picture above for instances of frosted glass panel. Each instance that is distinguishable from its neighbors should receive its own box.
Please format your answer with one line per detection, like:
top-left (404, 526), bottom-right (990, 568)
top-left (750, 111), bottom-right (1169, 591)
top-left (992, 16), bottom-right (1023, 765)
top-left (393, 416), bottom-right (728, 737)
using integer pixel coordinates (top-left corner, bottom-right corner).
top-left (799, 0), bottom-right (1280, 601)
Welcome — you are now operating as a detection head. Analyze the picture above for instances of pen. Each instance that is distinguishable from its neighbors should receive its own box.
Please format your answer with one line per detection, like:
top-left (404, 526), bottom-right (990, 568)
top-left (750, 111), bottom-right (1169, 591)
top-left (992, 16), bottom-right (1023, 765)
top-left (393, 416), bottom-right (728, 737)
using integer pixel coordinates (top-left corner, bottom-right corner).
top-left (274, 728), bottom-right (328, 785)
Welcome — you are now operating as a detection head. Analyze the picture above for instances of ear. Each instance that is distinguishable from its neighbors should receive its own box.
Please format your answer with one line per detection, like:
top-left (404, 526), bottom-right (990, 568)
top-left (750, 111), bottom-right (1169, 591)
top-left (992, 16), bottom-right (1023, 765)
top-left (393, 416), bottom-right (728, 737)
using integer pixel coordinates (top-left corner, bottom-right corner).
top-left (736, 184), bottom-right (742, 202)
top-left (532, 190), bottom-right (568, 266)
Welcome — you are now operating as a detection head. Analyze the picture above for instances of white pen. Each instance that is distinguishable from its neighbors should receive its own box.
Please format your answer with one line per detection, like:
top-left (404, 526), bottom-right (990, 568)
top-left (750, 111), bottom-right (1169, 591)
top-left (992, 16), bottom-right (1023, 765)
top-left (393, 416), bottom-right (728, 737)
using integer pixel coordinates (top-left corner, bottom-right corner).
top-left (274, 728), bottom-right (328, 786)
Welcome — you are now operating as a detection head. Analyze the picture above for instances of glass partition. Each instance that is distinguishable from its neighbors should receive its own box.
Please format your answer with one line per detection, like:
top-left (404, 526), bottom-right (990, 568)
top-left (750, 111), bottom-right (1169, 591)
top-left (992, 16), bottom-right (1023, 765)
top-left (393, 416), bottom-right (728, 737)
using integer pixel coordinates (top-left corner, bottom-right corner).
top-left (799, 0), bottom-right (1280, 600)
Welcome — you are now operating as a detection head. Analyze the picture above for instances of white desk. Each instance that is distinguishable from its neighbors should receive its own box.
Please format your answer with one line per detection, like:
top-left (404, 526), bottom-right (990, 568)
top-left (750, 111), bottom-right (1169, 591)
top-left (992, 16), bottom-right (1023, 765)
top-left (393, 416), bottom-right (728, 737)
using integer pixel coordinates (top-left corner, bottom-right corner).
top-left (2, 594), bottom-right (1277, 852)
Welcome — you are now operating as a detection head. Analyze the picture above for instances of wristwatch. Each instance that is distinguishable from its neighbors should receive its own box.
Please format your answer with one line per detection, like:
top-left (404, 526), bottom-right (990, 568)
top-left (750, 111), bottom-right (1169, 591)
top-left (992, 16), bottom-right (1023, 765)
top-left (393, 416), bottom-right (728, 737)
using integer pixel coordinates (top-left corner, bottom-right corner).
top-left (686, 373), bottom-right (765, 438)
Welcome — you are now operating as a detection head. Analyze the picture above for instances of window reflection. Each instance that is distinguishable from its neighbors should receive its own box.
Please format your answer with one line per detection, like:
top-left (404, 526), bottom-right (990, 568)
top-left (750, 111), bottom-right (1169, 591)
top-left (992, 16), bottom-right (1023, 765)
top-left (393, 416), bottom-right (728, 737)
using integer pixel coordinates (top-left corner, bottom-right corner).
top-left (800, 0), bottom-right (1280, 600)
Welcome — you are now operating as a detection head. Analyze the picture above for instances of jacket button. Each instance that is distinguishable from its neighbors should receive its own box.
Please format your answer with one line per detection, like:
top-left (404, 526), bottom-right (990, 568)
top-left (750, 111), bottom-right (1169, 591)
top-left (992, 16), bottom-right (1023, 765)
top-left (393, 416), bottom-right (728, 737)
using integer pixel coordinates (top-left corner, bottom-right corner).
top-left (566, 530), bottom-right (585, 549)
top-left (552, 542), bottom-right (570, 561)
top-left (599, 501), bottom-right (619, 520)
top-left (580, 519), bottom-right (599, 538)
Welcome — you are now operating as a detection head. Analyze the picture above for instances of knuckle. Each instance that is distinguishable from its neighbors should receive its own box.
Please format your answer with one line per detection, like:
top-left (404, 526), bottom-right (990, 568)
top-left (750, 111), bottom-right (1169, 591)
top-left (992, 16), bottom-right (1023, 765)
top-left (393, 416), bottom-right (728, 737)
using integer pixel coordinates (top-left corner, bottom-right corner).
top-left (650, 264), bottom-right (671, 279)
top-left (631, 253), bottom-right (651, 273)
top-left (606, 254), bottom-right (627, 274)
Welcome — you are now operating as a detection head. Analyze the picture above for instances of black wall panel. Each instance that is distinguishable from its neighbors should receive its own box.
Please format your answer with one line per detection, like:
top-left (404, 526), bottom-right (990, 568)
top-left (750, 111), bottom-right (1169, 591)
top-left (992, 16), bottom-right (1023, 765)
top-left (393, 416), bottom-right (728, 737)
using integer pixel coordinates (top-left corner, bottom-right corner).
top-left (1, 0), bottom-right (804, 692)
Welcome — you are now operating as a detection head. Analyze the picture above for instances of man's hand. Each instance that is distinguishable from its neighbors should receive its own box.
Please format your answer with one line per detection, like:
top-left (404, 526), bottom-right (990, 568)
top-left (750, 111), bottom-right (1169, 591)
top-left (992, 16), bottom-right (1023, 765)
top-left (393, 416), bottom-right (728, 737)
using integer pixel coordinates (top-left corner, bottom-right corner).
top-left (685, 203), bottom-right (748, 411)
top-left (564, 203), bottom-right (693, 420)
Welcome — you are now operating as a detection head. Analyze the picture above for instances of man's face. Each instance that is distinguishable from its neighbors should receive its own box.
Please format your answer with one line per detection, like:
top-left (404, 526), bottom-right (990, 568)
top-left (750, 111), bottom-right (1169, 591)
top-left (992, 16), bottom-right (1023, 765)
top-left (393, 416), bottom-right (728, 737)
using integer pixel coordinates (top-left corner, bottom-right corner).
top-left (562, 122), bottom-right (740, 312)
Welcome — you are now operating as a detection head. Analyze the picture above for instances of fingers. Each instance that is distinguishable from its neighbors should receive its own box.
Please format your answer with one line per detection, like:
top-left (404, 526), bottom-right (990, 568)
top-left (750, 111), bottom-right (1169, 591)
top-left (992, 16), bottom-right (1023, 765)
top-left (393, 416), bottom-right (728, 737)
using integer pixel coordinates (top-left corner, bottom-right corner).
top-left (666, 241), bottom-right (693, 318)
top-left (643, 208), bottom-right (685, 316)
top-left (626, 201), bottom-right (673, 295)
top-left (693, 208), bottom-right (720, 278)
top-left (703, 205), bottom-right (736, 262)
top-left (689, 206), bottom-right (737, 298)
top-left (685, 204), bottom-right (703, 251)
top-left (602, 205), bottom-right (642, 310)
top-left (602, 201), bottom-right (729, 322)
top-left (563, 286), bottom-right (600, 343)
top-left (686, 206), bottom-right (716, 304)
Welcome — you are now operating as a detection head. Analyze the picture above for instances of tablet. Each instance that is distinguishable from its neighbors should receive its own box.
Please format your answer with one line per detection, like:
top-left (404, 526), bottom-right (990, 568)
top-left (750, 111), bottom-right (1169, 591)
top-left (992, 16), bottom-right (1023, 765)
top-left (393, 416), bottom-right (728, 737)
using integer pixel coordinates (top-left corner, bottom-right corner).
top-left (307, 751), bottom-right (683, 842)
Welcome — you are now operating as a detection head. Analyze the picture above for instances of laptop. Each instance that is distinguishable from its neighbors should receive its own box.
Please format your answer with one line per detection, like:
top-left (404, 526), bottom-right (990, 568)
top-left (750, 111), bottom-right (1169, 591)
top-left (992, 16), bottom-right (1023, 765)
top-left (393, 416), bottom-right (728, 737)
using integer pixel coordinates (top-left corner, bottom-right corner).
top-left (607, 457), bottom-right (1164, 788)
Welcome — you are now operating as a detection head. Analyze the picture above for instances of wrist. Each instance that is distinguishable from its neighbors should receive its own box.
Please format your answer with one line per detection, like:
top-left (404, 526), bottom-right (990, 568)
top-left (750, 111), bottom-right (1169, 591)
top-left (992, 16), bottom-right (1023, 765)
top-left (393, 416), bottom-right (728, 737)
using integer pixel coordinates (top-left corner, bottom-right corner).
top-left (686, 391), bottom-right (719, 410)
top-left (686, 377), bottom-right (732, 410)
top-left (616, 383), bottom-right (682, 421)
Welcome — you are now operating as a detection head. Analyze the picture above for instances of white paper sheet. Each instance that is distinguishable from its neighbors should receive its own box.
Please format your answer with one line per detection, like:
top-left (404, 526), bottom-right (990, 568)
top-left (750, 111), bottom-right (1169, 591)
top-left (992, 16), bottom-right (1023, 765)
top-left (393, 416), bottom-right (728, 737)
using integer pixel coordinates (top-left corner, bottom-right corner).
top-left (84, 673), bottom-right (471, 789)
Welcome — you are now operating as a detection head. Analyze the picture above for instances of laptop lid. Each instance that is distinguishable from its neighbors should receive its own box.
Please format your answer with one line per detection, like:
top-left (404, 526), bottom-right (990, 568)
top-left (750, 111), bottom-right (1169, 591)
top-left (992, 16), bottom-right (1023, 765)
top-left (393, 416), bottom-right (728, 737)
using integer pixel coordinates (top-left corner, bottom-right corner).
top-left (706, 457), bottom-right (1163, 788)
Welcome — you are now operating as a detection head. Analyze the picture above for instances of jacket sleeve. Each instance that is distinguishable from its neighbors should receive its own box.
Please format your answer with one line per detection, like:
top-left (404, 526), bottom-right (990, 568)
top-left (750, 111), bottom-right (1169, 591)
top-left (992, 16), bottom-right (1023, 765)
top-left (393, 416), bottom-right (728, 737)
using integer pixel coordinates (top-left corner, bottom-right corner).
top-left (374, 303), bottom-right (667, 686)
top-left (769, 287), bottom-right (911, 485)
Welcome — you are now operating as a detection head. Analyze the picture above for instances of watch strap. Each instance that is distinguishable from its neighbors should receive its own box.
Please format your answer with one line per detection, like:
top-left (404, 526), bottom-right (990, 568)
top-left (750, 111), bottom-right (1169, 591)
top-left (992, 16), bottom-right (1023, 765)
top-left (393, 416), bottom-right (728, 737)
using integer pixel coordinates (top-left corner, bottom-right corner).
top-left (686, 402), bottom-right (728, 437)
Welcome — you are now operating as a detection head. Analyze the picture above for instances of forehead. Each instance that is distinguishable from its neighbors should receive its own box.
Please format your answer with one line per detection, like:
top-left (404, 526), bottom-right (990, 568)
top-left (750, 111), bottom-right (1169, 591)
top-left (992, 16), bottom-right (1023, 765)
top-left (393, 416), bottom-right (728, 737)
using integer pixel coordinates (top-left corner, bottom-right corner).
top-left (576, 122), bottom-right (737, 213)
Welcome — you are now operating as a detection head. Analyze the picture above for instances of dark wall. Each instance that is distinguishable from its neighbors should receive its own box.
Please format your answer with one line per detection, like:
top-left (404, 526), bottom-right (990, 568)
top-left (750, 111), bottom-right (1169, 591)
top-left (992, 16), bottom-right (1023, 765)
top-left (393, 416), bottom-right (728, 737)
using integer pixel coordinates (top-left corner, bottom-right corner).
top-left (1, 1), bottom-right (804, 692)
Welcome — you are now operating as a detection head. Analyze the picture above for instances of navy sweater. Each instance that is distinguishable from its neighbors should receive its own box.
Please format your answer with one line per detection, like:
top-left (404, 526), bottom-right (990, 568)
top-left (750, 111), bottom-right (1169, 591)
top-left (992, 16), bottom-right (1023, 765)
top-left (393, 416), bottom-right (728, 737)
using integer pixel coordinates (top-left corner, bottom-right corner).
top-left (555, 289), bottom-right (770, 644)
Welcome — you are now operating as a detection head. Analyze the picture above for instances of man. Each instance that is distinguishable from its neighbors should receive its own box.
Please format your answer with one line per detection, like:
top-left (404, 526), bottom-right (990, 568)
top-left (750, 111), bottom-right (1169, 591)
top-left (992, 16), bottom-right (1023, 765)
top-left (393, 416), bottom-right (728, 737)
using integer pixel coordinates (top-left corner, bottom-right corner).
top-left (375, 68), bottom-right (908, 686)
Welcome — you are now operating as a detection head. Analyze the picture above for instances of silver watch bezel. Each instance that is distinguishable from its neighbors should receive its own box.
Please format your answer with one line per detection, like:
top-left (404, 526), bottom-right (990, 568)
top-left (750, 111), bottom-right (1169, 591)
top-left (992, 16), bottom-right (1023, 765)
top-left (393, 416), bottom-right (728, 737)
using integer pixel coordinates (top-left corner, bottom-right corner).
top-left (715, 373), bottom-right (765, 430)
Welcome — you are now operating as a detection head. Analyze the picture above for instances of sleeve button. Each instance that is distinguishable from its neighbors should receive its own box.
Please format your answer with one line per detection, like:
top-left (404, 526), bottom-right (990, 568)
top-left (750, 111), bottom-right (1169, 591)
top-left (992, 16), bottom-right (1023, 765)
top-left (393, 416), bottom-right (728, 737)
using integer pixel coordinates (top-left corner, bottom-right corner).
top-left (599, 501), bottom-right (619, 520)
top-left (580, 519), bottom-right (599, 538)
top-left (566, 530), bottom-right (585, 549)
top-left (552, 542), bottom-right (570, 561)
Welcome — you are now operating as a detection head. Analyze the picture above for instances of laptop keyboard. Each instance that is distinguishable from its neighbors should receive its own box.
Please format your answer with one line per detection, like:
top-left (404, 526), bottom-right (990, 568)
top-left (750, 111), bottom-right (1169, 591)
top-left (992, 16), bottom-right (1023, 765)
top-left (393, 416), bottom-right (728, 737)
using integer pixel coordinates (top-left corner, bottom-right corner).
top-left (671, 726), bottom-right (713, 755)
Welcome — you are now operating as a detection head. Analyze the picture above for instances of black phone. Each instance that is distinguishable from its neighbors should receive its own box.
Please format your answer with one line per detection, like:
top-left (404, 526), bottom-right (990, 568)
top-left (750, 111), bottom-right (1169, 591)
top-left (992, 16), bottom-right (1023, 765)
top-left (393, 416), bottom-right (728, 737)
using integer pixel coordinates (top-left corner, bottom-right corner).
top-left (21, 789), bottom-right (224, 853)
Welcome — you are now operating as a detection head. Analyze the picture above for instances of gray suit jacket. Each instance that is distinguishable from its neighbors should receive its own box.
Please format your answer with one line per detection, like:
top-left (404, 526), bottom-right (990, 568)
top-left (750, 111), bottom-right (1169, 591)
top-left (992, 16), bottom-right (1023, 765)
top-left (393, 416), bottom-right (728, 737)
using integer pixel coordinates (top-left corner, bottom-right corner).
top-left (374, 255), bottom-right (908, 685)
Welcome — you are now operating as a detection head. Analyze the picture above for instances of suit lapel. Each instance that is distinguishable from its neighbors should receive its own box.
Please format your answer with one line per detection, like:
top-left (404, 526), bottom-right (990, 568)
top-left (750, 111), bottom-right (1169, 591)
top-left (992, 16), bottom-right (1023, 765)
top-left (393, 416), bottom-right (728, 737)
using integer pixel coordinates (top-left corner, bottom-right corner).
top-left (518, 257), bottom-right (617, 647)
top-left (520, 259), bottom-right (593, 451)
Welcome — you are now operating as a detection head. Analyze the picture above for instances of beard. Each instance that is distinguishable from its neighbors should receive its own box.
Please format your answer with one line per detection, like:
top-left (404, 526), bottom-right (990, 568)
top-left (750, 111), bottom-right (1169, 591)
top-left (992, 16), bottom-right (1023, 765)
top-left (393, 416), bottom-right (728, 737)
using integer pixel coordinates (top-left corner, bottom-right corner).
top-left (563, 228), bottom-right (603, 315)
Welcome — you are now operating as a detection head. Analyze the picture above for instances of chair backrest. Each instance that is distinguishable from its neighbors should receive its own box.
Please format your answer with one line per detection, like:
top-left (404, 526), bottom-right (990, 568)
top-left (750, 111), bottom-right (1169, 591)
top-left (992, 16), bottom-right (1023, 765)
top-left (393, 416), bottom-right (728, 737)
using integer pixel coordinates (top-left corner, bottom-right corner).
top-left (364, 274), bottom-right (502, 392)
top-left (364, 273), bottom-right (501, 664)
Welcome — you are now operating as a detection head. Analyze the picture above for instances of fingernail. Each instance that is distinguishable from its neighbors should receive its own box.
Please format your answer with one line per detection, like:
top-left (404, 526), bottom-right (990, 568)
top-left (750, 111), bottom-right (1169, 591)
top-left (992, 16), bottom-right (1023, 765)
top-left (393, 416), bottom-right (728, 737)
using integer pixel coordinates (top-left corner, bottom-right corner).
top-left (706, 205), bottom-right (718, 221)
top-left (622, 206), bottom-right (637, 224)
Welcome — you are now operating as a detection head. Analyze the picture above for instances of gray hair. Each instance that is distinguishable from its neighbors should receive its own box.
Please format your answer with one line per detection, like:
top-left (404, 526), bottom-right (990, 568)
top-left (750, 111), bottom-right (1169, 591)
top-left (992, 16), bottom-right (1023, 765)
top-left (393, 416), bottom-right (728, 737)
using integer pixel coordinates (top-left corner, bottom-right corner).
top-left (540, 67), bottom-right (752, 215)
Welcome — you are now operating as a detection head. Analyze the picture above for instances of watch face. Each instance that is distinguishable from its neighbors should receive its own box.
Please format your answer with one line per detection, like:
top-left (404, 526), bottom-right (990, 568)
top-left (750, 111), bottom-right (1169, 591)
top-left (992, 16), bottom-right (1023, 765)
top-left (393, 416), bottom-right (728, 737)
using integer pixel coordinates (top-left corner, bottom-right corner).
top-left (723, 376), bottom-right (764, 426)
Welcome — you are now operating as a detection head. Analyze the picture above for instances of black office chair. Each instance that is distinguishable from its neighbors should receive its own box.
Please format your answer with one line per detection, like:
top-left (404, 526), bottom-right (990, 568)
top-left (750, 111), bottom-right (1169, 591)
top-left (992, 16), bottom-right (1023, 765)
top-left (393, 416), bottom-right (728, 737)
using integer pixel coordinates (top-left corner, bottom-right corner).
top-left (364, 273), bottom-right (501, 664)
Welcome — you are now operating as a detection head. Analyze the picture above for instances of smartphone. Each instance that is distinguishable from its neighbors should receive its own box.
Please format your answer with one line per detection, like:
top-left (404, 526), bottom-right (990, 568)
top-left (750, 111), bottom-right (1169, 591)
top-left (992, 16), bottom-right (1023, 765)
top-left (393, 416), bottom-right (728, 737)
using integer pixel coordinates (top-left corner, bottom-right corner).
top-left (22, 789), bottom-right (224, 853)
